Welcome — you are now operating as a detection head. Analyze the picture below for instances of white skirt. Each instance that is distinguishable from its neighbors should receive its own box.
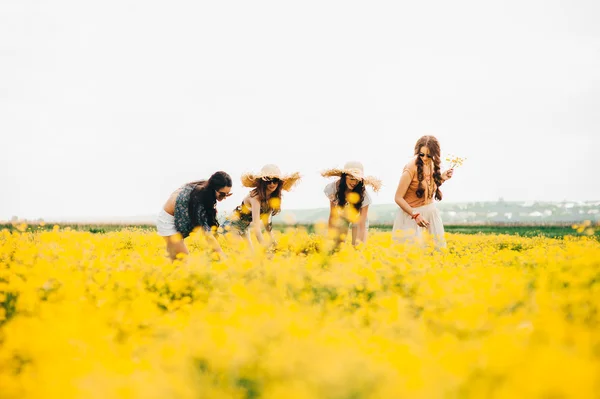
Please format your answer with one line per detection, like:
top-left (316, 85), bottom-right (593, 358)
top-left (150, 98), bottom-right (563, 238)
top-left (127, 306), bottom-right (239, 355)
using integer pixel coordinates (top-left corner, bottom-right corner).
top-left (156, 209), bottom-right (178, 237)
top-left (392, 203), bottom-right (446, 248)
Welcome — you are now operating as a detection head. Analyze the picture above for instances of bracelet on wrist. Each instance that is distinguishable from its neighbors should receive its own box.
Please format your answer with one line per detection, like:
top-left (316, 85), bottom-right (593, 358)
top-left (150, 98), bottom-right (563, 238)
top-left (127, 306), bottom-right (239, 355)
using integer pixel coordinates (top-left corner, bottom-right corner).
top-left (411, 212), bottom-right (420, 220)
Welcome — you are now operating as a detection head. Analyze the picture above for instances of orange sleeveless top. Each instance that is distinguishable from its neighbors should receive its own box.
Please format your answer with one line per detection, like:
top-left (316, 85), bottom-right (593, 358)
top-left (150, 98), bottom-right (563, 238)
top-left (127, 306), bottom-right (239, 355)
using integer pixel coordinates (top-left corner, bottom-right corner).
top-left (402, 159), bottom-right (437, 207)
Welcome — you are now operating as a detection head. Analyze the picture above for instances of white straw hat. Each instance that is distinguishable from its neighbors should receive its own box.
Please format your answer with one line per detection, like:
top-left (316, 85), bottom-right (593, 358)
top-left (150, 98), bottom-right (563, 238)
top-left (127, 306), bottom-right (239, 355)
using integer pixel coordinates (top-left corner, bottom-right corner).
top-left (321, 161), bottom-right (382, 191)
top-left (240, 164), bottom-right (301, 191)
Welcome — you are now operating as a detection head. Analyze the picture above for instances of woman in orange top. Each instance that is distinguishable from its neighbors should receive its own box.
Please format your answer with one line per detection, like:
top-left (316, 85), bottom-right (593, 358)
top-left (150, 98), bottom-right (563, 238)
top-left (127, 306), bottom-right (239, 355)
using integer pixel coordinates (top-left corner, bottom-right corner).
top-left (393, 135), bottom-right (454, 248)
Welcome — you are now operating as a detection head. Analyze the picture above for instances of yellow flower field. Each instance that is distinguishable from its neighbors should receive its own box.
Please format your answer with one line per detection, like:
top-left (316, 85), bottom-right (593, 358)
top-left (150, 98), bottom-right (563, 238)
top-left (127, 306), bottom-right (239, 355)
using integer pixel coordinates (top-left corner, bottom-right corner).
top-left (1, 228), bottom-right (599, 398)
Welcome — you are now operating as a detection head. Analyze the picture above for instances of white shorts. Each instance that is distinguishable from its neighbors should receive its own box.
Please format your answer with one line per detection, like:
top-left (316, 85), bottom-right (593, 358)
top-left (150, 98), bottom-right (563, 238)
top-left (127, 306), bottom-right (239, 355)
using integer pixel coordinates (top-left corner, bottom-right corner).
top-left (392, 203), bottom-right (446, 248)
top-left (156, 209), bottom-right (178, 237)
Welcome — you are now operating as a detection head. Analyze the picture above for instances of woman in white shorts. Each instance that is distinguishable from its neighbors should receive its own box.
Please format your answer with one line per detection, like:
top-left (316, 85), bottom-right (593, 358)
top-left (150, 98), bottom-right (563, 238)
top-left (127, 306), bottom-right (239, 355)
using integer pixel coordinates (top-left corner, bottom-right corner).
top-left (321, 161), bottom-right (381, 247)
top-left (157, 171), bottom-right (233, 260)
top-left (392, 135), bottom-right (454, 248)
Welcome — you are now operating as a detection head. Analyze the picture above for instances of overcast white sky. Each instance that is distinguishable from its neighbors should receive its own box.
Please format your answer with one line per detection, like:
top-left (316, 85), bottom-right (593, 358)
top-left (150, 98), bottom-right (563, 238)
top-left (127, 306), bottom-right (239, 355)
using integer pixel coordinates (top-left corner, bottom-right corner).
top-left (1, 0), bottom-right (599, 221)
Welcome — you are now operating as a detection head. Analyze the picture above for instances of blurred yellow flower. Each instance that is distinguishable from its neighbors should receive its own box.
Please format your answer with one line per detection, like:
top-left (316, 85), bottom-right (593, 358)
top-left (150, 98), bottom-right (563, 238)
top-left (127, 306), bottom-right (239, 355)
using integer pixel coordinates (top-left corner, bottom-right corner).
top-left (346, 192), bottom-right (360, 204)
top-left (268, 197), bottom-right (281, 209)
top-left (0, 229), bottom-right (598, 398)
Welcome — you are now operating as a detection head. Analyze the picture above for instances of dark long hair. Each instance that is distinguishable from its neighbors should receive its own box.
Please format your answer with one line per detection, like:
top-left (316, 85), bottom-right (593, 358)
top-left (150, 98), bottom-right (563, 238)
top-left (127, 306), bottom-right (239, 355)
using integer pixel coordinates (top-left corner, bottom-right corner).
top-left (414, 135), bottom-right (443, 201)
top-left (188, 171), bottom-right (232, 228)
top-left (336, 173), bottom-right (365, 210)
top-left (249, 179), bottom-right (283, 216)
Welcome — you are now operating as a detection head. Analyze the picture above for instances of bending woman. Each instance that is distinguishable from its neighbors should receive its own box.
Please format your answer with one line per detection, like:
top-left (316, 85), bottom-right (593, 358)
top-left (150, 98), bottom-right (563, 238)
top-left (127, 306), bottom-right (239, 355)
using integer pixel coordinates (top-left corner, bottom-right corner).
top-left (156, 171), bottom-right (233, 260)
top-left (228, 164), bottom-right (300, 248)
top-left (321, 161), bottom-right (381, 246)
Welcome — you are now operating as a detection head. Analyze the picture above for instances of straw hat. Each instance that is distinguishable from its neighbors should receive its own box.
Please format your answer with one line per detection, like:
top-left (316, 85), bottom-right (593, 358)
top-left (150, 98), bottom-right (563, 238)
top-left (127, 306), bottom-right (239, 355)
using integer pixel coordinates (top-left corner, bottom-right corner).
top-left (240, 164), bottom-right (301, 191)
top-left (321, 161), bottom-right (382, 192)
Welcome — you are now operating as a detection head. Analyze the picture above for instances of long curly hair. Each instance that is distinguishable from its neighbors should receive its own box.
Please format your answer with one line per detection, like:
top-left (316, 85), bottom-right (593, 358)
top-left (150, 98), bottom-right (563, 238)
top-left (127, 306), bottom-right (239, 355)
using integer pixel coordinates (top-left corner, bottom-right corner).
top-left (249, 179), bottom-right (283, 216)
top-left (337, 173), bottom-right (365, 210)
top-left (188, 171), bottom-right (232, 228)
top-left (414, 135), bottom-right (443, 201)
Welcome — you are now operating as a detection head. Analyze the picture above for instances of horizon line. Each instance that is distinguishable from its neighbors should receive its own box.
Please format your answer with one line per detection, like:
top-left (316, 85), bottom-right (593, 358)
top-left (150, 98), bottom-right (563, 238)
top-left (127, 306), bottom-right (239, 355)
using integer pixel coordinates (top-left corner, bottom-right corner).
top-left (2, 199), bottom-right (600, 223)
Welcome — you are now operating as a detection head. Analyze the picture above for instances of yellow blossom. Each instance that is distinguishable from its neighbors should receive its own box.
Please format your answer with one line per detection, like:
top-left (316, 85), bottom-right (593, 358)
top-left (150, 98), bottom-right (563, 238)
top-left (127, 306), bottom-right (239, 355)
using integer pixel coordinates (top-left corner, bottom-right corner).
top-left (0, 229), bottom-right (598, 398)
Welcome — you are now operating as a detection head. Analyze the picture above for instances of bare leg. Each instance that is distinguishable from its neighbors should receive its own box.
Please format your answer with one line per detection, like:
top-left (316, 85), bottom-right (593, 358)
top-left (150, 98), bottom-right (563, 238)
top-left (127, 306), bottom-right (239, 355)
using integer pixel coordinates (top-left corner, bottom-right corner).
top-left (163, 236), bottom-right (189, 261)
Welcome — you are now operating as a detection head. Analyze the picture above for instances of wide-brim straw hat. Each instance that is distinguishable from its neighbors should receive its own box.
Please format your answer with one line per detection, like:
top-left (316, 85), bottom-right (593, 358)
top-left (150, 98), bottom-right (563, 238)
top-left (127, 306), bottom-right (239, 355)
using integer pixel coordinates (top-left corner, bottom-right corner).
top-left (241, 164), bottom-right (301, 191)
top-left (321, 161), bottom-right (382, 192)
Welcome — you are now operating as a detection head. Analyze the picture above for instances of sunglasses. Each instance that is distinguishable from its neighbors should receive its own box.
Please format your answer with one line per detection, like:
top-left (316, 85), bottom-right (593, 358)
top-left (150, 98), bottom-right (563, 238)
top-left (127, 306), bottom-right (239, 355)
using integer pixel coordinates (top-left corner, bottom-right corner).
top-left (419, 152), bottom-right (433, 159)
top-left (216, 190), bottom-right (232, 199)
top-left (264, 178), bottom-right (281, 185)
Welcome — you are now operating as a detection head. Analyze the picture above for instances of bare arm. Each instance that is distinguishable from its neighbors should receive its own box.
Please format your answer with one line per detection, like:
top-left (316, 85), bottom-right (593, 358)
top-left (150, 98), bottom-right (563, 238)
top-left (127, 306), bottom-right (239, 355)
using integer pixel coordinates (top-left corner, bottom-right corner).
top-left (265, 214), bottom-right (275, 246)
top-left (441, 168), bottom-right (454, 182)
top-left (394, 170), bottom-right (414, 215)
top-left (204, 231), bottom-right (225, 257)
top-left (267, 218), bottom-right (274, 240)
top-left (328, 201), bottom-right (337, 229)
top-left (193, 202), bottom-right (227, 257)
top-left (249, 197), bottom-right (266, 246)
top-left (394, 170), bottom-right (429, 228)
top-left (354, 205), bottom-right (369, 245)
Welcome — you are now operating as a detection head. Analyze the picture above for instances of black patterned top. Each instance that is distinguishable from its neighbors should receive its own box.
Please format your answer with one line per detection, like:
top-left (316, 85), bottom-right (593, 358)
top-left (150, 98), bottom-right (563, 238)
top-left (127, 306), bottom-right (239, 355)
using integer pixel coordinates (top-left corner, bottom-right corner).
top-left (228, 200), bottom-right (273, 234)
top-left (174, 184), bottom-right (213, 238)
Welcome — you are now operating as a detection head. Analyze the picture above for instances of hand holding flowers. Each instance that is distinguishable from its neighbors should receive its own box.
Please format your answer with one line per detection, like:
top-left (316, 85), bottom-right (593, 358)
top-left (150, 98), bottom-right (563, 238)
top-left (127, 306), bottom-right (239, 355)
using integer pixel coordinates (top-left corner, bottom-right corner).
top-left (445, 154), bottom-right (466, 169)
top-left (443, 154), bottom-right (466, 181)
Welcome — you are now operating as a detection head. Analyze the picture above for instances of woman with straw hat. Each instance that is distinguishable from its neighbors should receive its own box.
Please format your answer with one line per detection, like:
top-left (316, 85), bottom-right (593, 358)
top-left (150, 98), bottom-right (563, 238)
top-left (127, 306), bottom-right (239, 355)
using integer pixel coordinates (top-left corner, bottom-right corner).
top-left (227, 164), bottom-right (301, 248)
top-left (321, 161), bottom-right (381, 246)
top-left (393, 135), bottom-right (454, 248)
